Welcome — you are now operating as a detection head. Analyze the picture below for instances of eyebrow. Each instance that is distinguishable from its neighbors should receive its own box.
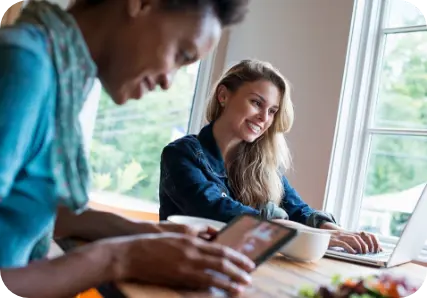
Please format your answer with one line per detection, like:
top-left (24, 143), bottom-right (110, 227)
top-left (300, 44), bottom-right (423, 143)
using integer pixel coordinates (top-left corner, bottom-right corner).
top-left (250, 92), bottom-right (279, 109)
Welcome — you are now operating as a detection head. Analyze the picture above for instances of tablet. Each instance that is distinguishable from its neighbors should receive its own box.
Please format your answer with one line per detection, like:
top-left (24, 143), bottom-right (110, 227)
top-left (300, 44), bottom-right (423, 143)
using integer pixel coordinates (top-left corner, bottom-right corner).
top-left (213, 214), bottom-right (298, 266)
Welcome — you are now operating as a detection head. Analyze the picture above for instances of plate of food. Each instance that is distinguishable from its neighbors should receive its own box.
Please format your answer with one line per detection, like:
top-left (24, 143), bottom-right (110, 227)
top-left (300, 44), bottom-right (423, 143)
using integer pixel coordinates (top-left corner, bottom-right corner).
top-left (299, 273), bottom-right (420, 298)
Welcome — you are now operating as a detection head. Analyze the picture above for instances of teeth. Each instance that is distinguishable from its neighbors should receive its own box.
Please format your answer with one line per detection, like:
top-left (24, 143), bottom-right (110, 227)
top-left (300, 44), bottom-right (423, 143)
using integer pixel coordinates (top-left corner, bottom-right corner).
top-left (248, 122), bottom-right (261, 133)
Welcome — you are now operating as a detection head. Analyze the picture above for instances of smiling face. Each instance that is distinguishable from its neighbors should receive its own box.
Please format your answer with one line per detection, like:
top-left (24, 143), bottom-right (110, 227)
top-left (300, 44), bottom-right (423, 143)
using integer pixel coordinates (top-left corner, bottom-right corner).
top-left (218, 80), bottom-right (282, 143)
top-left (98, 2), bottom-right (222, 105)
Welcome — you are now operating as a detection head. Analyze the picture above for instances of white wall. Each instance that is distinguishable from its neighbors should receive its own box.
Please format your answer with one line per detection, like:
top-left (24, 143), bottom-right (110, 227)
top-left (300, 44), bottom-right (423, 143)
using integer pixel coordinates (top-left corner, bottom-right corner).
top-left (218, 0), bottom-right (354, 209)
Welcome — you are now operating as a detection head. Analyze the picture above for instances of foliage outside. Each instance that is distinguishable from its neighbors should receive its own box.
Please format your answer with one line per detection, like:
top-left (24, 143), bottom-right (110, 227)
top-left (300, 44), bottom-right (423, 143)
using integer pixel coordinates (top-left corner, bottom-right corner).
top-left (360, 8), bottom-right (427, 236)
top-left (90, 64), bottom-right (199, 203)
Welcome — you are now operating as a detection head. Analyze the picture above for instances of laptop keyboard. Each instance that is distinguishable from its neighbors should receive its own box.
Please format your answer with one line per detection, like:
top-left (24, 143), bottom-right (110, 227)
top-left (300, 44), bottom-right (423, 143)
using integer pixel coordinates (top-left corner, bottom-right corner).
top-left (356, 251), bottom-right (391, 259)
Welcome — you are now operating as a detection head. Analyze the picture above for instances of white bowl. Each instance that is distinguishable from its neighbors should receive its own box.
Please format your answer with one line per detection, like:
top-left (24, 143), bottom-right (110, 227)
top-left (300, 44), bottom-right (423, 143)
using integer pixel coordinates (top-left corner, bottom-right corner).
top-left (279, 226), bottom-right (331, 262)
top-left (167, 215), bottom-right (227, 231)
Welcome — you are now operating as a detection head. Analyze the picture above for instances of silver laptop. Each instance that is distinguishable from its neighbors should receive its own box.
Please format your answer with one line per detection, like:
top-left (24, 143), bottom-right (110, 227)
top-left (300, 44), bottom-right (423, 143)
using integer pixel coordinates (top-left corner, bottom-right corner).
top-left (325, 184), bottom-right (427, 268)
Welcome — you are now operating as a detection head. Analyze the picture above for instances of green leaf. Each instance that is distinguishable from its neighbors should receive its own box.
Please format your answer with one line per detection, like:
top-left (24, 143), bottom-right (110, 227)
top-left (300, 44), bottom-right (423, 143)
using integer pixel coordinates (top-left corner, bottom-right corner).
top-left (92, 172), bottom-right (112, 190)
top-left (115, 160), bottom-right (147, 193)
top-left (331, 274), bottom-right (342, 286)
top-left (298, 285), bottom-right (316, 297)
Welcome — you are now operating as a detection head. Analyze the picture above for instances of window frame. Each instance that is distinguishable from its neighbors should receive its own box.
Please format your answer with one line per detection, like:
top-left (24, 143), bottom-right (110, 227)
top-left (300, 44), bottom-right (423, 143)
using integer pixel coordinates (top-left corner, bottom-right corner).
top-left (188, 49), bottom-right (218, 134)
top-left (324, 0), bottom-right (427, 261)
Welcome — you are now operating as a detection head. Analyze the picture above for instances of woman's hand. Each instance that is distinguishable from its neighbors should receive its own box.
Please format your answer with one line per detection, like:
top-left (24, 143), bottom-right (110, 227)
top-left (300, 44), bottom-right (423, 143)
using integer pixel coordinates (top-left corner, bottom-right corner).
top-left (109, 233), bottom-right (255, 295)
top-left (275, 220), bottom-right (382, 254)
top-left (329, 230), bottom-right (382, 254)
top-left (320, 222), bottom-right (382, 254)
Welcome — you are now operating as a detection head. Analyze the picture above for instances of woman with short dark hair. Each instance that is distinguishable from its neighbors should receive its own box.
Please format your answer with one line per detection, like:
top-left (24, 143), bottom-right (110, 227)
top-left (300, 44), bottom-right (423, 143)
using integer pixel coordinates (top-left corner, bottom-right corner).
top-left (0, 0), bottom-right (254, 296)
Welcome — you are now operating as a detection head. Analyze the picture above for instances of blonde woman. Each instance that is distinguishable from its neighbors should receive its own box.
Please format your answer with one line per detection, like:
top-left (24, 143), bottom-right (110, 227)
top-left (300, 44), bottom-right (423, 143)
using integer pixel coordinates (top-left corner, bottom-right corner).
top-left (160, 59), bottom-right (382, 255)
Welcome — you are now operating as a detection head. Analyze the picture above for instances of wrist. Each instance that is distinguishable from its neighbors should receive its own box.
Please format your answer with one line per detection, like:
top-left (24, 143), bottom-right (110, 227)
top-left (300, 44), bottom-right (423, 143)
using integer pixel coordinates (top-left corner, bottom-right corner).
top-left (128, 220), bottom-right (163, 234)
top-left (142, 221), bottom-right (163, 233)
top-left (89, 239), bottom-right (128, 282)
top-left (319, 221), bottom-right (344, 231)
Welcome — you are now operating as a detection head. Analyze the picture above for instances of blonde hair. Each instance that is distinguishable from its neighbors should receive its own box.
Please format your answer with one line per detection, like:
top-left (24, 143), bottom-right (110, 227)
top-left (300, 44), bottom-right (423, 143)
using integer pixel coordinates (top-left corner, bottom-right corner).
top-left (206, 59), bottom-right (294, 208)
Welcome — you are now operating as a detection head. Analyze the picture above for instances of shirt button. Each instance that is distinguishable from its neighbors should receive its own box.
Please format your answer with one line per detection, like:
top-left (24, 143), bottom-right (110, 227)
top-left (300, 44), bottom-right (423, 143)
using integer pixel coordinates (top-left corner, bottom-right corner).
top-left (221, 192), bottom-right (227, 197)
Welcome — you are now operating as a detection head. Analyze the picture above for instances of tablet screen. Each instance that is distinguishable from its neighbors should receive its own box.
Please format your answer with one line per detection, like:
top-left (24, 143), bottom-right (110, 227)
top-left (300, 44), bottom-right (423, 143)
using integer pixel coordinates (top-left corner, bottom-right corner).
top-left (214, 215), bottom-right (295, 262)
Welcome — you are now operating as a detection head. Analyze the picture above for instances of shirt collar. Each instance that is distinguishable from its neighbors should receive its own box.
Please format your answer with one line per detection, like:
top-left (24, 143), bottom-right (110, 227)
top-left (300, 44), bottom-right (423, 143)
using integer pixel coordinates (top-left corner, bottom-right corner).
top-left (197, 122), bottom-right (227, 177)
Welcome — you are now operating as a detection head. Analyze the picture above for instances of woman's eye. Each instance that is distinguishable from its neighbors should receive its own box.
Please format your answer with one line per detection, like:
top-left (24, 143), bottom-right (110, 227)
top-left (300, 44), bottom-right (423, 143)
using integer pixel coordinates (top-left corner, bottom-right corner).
top-left (180, 50), bottom-right (194, 64)
top-left (251, 99), bottom-right (261, 107)
top-left (269, 109), bottom-right (278, 115)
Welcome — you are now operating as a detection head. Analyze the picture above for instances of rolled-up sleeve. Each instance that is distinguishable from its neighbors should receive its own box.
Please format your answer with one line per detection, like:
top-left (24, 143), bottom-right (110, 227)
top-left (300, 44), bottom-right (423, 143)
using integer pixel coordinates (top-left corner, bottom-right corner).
top-left (280, 176), bottom-right (336, 227)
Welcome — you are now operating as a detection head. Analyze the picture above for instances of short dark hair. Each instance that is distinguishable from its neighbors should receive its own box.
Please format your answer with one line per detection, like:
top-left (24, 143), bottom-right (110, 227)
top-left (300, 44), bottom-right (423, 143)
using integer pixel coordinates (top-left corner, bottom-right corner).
top-left (85, 0), bottom-right (249, 28)
top-left (159, 0), bottom-right (249, 27)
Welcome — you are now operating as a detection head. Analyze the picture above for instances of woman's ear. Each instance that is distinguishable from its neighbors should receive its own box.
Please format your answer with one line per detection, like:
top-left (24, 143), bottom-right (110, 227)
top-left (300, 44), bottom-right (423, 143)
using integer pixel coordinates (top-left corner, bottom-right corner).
top-left (128, 0), bottom-right (152, 18)
top-left (217, 85), bottom-right (228, 107)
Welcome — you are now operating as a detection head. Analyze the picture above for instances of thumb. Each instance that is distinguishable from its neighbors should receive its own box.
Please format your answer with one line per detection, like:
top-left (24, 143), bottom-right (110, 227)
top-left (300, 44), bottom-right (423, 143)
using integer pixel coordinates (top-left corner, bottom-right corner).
top-left (197, 226), bottom-right (219, 240)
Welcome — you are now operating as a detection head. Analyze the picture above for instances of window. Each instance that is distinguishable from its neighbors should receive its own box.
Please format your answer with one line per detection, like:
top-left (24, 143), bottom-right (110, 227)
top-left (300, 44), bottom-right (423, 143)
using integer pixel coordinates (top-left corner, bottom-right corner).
top-left (325, 0), bottom-right (427, 250)
top-left (89, 63), bottom-right (202, 212)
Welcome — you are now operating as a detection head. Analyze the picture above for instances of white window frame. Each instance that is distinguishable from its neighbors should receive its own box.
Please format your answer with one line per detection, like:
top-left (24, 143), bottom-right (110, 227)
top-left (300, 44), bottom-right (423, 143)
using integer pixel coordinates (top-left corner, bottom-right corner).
top-left (324, 0), bottom-right (427, 261)
top-left (188, 51), bottom-right (217, 134)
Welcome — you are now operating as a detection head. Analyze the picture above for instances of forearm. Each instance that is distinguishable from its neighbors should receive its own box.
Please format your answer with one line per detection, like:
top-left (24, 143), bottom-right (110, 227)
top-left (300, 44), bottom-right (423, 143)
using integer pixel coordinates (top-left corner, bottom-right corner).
top-left (1, 242), bottom-right (114, 298)
top-left (55, 206), bottom-right (159, 241)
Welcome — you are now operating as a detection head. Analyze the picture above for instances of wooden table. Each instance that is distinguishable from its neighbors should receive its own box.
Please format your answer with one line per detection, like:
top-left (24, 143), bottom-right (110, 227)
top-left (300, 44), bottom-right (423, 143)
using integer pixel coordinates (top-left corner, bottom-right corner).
top-left (117, 256), bottom-right (426, 297)
top-left (53, 239), bottom-right (426, 297)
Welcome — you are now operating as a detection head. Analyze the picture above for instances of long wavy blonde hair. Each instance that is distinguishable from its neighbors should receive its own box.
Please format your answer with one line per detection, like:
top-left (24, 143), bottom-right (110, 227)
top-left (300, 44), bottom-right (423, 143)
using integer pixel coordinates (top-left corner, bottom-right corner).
top-left (206, 59), bottom-right (294, 208)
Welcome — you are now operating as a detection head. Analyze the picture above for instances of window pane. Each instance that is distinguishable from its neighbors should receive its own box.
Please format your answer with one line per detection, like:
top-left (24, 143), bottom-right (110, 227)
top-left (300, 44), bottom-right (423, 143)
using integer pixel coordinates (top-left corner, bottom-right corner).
top-left (89, 63), bottom-right (200, 207)
top-left (385, 0), bottom-right (426, 28)
top-left (373, 31), bottom-right (427, 130)
top-left (358, 134), bottom-right (427, 237)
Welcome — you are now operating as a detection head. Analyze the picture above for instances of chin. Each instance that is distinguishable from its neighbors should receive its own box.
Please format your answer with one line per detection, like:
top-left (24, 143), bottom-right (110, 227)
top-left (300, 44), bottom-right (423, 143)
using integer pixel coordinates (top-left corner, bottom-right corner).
top-left (110, 87), bottom-right (131, 105)
top-left (242, 134), bottom-right (258, 143)
top-left (243, 131), bottom-right (267, 143)
top-left (111, 93), bottom-right (128, 105)
top-left (100, 83), bottom-right (128, 105)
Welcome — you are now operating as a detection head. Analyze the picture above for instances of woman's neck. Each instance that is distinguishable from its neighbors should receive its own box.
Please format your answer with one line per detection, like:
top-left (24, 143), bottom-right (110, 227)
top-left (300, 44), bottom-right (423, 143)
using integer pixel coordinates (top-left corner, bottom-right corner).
top-left (212, 119), bottom-right (242, 165)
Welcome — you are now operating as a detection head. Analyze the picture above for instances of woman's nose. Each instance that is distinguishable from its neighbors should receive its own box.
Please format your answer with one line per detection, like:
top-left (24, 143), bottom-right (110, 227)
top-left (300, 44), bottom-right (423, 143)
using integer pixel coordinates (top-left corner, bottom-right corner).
top-left (159, 71), bottom-right (176, 90)
top-left (258, 109), bottom-right (269, 122)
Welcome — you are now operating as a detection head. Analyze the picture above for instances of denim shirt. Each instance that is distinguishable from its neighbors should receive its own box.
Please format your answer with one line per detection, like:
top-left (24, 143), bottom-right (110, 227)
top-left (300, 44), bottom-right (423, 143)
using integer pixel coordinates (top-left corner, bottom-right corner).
top-left (159, 123), bottom-right (336, 227)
